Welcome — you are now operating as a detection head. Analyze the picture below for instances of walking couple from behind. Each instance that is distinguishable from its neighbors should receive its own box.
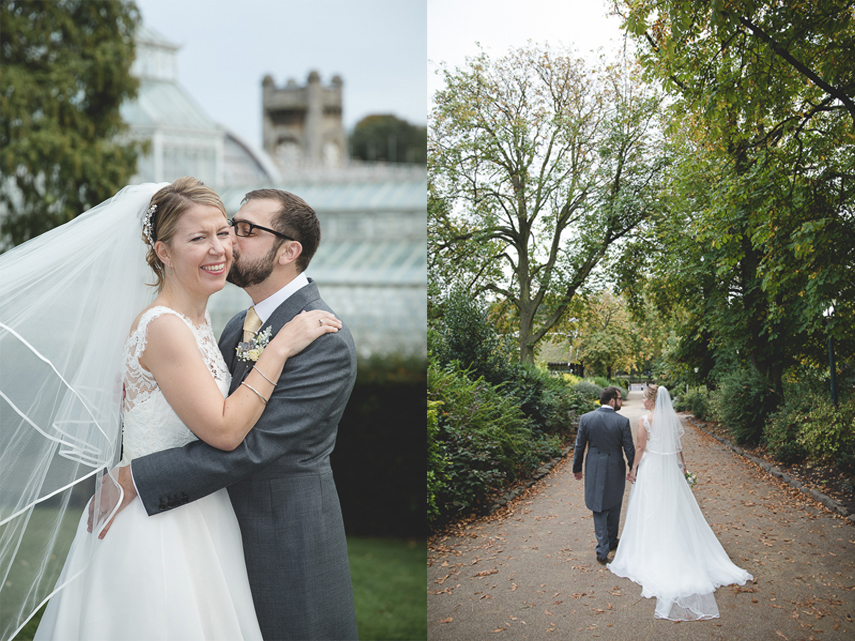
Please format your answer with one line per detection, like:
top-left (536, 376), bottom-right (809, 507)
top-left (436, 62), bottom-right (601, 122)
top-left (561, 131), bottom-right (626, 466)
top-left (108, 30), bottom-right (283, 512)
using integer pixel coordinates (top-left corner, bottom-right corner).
top-left (573, 385), bottom-right (753, 620)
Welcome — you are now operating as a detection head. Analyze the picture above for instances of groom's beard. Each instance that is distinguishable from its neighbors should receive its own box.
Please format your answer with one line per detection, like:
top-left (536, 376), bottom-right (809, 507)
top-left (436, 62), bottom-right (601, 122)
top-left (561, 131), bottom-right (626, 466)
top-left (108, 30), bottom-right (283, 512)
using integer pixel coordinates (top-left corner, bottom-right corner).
top-left (227, 244), bottom-right (278, 288)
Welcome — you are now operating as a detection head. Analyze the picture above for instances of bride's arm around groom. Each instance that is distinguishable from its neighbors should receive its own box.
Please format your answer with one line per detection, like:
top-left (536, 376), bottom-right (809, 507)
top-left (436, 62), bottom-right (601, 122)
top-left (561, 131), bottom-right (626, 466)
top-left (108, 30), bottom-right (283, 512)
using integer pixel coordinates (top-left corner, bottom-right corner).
top-left (125, 190), bottom-right (358, 640)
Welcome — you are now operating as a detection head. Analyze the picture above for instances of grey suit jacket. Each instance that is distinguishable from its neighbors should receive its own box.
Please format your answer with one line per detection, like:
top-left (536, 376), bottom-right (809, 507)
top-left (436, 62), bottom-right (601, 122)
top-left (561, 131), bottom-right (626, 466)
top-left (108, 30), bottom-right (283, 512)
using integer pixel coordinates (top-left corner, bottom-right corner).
top-left (572, 406), bottom-right (635, 512)
top-left (131, 280), bottom-right (359, 641)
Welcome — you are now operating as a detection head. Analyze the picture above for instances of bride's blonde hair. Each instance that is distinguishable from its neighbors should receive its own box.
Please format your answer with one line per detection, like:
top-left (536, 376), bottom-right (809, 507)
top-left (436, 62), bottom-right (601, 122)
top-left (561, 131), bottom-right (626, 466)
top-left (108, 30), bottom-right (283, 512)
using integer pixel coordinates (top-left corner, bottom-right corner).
top-left (643, 384), bottom-right (658, 402)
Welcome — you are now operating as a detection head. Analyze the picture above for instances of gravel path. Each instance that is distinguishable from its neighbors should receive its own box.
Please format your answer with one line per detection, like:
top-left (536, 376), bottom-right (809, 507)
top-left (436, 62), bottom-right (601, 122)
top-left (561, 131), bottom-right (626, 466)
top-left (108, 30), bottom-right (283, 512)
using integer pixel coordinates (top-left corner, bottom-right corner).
top-left (427, 390), bottom-right (855, 640)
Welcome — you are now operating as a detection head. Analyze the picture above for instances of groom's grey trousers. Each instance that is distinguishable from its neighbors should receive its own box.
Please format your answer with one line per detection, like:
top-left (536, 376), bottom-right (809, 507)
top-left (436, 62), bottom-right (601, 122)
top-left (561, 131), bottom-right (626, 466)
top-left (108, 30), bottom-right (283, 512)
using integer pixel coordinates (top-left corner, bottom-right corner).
top-left (573, 406), bottom-right (635, 559)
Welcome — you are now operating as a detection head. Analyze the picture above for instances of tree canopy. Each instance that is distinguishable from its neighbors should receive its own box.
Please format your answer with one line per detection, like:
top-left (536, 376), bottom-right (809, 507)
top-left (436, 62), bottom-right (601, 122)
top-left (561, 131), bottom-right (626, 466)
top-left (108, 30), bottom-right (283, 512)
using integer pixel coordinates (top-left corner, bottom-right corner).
top-left (0, 0), bottom-right (141, 249)
top-left (350, 114), bottom-right (427, 164)
top-left (429, 44), bottom-right (668, 363)
top-left (614, 0), bottom-right (855, 392)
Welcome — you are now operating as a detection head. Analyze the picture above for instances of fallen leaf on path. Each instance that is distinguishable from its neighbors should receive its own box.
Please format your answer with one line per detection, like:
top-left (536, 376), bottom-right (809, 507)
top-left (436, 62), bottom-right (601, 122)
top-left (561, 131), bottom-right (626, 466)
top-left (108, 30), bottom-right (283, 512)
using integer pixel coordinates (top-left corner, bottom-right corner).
top-left (439, 617), bottom-right (453, 624)
top-left (473, 569), bottom-right (499, 577)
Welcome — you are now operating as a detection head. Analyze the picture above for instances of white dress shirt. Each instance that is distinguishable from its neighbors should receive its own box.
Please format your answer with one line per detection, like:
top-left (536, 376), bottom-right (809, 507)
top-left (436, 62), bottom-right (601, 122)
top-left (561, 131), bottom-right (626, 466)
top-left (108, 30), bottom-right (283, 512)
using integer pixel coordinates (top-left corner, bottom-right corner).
top-left (252, 272), bottom-right (309, 323)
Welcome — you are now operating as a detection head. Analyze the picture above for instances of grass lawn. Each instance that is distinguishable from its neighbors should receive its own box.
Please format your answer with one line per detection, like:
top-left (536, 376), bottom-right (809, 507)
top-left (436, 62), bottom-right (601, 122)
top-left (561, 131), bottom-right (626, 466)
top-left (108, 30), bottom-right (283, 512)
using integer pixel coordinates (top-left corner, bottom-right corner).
top-left (348, 537), bottom-right (426, 641)
top-left (12, 536), bottom-right (425, 641)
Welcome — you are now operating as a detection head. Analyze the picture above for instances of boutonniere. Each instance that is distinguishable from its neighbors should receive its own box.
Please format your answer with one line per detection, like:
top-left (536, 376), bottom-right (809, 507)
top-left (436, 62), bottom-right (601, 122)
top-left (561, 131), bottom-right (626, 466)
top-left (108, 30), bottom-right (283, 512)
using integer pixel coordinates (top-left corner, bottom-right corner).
top-left (236, 327), bottom-right (272, 362)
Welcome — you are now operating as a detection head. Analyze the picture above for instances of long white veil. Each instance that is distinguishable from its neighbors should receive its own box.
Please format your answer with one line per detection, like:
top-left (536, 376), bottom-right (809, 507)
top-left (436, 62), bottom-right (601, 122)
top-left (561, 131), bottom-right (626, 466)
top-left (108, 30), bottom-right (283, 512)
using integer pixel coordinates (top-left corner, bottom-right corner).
top-left (0, 183), bottom-right (167, 639)
top-left (647, 386), bottom-right (684, 455)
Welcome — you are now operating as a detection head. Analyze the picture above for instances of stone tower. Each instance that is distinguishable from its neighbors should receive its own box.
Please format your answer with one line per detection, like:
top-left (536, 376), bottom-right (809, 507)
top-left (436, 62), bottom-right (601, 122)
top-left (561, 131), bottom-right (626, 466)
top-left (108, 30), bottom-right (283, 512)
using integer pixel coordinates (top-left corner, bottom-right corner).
top-left (262, 71), bottom-right (347, 169)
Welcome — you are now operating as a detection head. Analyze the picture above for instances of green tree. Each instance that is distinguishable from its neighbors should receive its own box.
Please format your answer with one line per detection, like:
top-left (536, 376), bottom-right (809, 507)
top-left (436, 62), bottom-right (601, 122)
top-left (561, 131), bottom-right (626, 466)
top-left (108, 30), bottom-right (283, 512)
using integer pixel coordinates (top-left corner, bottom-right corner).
top-left (350, 114), bottom-right (426, 164)
top-left (614, 0), bottom-right (855, 391)
top-left (0, 0), bottom-right (142, 249)
top-left (576, 290), bottom-right (635, 378)
top-left (430, 44), bottom-right (668, 364)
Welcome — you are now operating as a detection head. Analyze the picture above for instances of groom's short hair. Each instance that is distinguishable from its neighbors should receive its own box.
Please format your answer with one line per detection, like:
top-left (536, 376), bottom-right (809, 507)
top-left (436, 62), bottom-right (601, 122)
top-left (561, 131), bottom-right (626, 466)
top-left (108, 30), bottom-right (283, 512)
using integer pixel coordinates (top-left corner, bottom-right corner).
top-left (600, 386), bottom-right (621, 405)
top-left (242, 189), bottom-right (321, 272)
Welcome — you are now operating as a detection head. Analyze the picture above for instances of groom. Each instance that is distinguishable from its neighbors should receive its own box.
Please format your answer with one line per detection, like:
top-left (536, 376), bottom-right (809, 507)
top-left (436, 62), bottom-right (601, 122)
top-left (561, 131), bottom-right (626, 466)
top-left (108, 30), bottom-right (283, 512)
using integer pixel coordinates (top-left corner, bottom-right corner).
top-left (573, 386), bottom-right (634, 564)
top-left (114, 189), bottom-right (358, 640)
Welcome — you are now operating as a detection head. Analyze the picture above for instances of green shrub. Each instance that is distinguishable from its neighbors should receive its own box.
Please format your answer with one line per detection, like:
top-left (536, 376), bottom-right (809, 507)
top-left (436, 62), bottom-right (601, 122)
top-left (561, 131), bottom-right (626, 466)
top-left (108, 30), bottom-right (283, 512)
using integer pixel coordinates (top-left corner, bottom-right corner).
top-left (675, 387), bottom-right (711, 420)
top-left (711, 368), bottom-right (779, 445)
top-left (428, 360), bottom-right (562, 524)
top-left (764, 393), bottom-right (814, 465)
top-left (562, 373), bottom-right (582, 386)
top-left (592, 376), bottom-right (610, 389)
top-left (427, 400), bottom-right (447, 525)
top-left (798, 398), bottom-right (855, 471)
top-left (500, 364), bottom-right (587, 435)
top-left (432, 287), bottom-right (500, 377)
top-left (574, 380), bottom-right (603, 401)
top-left (334, 354), bottom-right (426, 537)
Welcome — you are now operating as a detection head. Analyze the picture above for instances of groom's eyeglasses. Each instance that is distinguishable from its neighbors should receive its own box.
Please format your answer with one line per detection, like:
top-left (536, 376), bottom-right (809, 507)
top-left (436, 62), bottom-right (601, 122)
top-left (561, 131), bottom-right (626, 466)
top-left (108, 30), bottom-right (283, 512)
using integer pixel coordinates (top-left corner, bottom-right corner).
top-left (229, 218), bottom-right (295, 242)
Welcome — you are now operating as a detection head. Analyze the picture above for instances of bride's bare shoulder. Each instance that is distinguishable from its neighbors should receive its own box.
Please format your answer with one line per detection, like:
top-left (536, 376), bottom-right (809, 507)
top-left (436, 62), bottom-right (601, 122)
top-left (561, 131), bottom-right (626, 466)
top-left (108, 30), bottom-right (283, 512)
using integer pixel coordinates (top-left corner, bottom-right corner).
top-left (127, 303), bottom-right (187, 339)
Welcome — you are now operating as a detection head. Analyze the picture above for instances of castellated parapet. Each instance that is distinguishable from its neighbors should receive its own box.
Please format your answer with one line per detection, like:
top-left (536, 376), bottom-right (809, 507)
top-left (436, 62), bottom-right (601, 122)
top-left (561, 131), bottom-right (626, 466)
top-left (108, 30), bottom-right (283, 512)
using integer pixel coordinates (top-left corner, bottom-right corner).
top-left (262, 71), bottom-right (347, 170)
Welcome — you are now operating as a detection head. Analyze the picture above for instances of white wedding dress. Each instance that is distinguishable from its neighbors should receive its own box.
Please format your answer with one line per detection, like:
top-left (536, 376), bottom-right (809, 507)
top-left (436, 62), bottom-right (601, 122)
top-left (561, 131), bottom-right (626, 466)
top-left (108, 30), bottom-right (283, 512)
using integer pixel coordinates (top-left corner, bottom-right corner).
top-left (35, 307), bottom-right (263, 641)
top-left (608, 395), bottom-right (753, 620)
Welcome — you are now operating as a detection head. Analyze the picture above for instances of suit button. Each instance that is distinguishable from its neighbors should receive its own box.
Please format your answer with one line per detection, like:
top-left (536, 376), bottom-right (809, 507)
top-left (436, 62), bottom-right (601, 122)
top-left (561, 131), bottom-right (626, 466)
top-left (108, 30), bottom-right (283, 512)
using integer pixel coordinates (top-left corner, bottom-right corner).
top-left (159, 503), bottom-right (167, 511)
top-left (167, 500), bottom-right (176, 508)
top-left (181, 496), bottom-right (189, 504)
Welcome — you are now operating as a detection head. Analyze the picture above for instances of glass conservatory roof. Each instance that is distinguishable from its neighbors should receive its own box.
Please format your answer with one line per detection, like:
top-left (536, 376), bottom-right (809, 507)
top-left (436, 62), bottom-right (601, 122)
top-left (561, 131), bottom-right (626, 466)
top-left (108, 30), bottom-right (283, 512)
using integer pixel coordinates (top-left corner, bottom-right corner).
top-left (121, 78), bottom-right (219, 132)
top-left (309, 239), bottom-right (426, 285)
top-left (218, 179), bottom-right (425, 214)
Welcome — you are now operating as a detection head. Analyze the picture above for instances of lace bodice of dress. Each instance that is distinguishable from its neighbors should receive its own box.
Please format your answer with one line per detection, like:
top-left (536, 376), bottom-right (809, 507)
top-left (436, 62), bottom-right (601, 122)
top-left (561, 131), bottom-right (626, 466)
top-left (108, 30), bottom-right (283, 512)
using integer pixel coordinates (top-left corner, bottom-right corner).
top-left (120, 306), bottom-right (230, 464)
top-left (643, 414), bottom-right (653, 437)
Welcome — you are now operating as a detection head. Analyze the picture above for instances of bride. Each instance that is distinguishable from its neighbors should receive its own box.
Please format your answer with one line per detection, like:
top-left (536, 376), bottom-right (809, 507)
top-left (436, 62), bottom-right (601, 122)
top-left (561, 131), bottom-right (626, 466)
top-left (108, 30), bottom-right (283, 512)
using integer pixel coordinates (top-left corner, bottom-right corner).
top-left (0, 179), bottom-right (338, 640)
top-left (608, 385), bottom-right (753, 620)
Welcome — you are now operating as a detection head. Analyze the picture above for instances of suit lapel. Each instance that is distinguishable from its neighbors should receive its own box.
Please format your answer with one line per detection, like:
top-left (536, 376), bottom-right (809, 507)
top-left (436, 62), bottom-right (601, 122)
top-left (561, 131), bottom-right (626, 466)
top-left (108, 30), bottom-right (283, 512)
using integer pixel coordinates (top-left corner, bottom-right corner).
top-left (263, 279), bottom-right (321, 333)
top-left (229, 280), bottom-right (321, 393)
top-left (225, 311), bottom-right (249, 394)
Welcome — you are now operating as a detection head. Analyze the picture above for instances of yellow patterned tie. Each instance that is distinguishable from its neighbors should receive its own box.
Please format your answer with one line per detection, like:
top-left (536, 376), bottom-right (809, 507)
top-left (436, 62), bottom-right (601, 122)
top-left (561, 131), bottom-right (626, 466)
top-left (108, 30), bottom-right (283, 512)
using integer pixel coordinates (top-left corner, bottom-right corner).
top-left (242, 306), bottom-right (262, 343)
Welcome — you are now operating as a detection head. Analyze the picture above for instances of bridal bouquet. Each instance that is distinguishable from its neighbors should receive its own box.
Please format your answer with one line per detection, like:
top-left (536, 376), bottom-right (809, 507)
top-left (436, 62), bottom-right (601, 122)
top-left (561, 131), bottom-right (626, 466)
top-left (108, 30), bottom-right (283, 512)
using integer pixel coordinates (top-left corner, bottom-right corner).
top-left (685, 470), bottom-right (698, 488)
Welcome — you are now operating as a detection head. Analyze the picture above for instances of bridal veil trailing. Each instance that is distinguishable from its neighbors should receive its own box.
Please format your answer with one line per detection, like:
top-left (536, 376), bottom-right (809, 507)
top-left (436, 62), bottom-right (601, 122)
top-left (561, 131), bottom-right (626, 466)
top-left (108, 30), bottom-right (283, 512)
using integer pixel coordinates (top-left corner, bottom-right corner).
top-left (0, 183), bottom-right (167, 640)
top-left (608, 386), bottom-right (753, 620)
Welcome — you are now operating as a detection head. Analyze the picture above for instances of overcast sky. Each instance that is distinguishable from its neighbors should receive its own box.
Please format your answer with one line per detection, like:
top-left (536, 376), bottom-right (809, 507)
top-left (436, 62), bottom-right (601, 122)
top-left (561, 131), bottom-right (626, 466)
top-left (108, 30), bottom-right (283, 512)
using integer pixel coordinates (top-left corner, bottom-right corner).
top-left (428, 0), bottom-right (630, 109)
top-left (133, 0), bottom-right (427, 148)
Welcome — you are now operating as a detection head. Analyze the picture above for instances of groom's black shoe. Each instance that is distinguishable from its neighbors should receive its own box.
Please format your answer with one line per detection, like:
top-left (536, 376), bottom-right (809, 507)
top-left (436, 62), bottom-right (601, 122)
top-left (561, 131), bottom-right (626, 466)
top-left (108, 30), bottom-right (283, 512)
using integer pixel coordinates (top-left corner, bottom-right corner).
top-left (596, 555), bottom-right (608, 564)
top-left (609, 538), bottom-right (619, 551)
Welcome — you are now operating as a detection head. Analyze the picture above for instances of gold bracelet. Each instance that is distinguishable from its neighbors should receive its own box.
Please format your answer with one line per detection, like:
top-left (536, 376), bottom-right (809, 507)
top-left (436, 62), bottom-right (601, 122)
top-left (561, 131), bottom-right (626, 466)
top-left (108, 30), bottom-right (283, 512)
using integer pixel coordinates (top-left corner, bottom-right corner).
top-left (240, 381), bottom-right (268, 405)
top-left (252, 365), bottom-right (276, 386)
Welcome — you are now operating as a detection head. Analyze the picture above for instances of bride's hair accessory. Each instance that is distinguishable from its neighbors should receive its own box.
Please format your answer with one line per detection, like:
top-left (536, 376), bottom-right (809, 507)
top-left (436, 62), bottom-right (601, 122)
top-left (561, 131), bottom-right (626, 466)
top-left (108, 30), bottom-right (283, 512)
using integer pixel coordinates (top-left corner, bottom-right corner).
top-left (143, 204), bottom-right (158, 246)
top-left (236, 326), bottom-right (272, 362)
